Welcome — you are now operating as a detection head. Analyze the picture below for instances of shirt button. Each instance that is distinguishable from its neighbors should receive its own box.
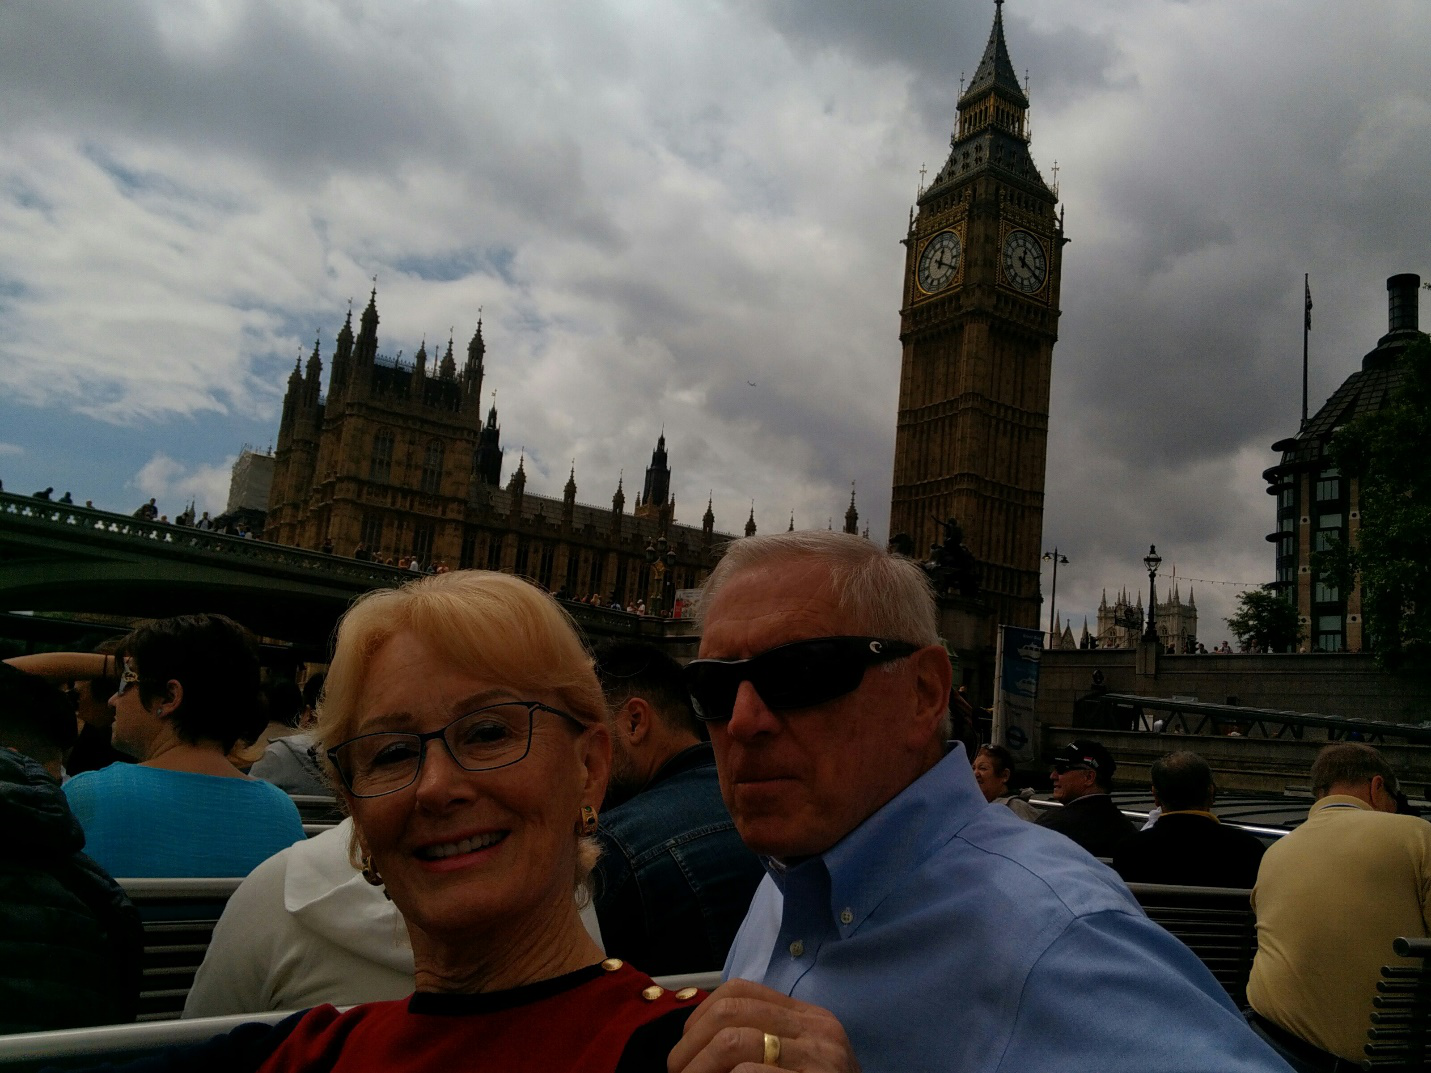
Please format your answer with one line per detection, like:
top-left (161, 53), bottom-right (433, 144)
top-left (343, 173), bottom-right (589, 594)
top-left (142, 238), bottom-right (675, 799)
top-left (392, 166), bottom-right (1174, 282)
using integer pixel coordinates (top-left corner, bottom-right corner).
top-left (840, 908), bottom-right (854, 925)
top-left (789, 939), bottom-right (805, 957)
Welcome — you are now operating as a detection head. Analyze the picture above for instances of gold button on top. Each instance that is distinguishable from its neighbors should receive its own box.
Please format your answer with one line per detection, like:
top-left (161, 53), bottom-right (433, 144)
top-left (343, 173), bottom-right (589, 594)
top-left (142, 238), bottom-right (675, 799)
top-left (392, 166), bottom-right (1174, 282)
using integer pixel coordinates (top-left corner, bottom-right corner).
top-left (788, 939), bottom-right (805, 957)
top-left (641, 985), bottom-right (665, 1001)
top-left (840, 909), bottom-right (854, 925)
top-left (675, 987), bottom-right (700, 1001)
top-left (601, 958), bottom-right (624, 972)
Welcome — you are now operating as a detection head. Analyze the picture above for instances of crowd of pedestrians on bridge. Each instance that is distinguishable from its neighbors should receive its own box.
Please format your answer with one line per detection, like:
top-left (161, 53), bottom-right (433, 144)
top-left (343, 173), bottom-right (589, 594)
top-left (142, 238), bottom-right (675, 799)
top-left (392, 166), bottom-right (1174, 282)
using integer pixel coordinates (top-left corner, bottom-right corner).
top-left (0, 531), bottom-right (1427, 1072)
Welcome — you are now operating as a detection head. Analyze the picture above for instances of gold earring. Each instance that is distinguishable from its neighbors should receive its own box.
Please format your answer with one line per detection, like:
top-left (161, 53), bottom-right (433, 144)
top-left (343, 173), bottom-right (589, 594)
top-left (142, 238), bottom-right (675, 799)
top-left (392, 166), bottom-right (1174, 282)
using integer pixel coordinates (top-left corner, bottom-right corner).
top-left (360, 855), bottom-right (384, 886)
top-left (580, 804), bottom-right (598, 836)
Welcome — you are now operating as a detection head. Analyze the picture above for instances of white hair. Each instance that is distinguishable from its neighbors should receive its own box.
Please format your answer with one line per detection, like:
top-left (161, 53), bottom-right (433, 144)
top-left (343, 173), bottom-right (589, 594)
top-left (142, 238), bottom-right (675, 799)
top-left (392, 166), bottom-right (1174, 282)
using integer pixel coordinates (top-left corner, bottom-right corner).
top-left (699, 531), bottom-right (951, 739)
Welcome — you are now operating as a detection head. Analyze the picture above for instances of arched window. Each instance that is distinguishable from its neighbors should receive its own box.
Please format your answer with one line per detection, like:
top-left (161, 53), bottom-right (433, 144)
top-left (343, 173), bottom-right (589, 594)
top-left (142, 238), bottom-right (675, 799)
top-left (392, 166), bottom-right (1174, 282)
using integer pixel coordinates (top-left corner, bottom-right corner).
top-left (420, 441), bottom-right (444, 495)
top-left (369, 429), bottom-right (394, 482)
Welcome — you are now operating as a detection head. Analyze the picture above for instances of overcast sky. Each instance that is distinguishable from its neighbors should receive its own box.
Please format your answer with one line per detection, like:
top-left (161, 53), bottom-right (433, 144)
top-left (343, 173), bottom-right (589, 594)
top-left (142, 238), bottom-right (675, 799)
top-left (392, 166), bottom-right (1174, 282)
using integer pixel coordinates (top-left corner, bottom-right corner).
top-left (2, 0), bottom-right (1428, 643)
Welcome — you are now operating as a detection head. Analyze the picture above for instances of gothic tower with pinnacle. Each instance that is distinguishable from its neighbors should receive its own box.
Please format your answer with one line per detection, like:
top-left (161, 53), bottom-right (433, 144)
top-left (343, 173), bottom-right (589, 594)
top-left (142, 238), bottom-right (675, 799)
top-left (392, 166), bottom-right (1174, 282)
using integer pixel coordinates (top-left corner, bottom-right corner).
top-left (889, 0), bottom-right (1064, 633)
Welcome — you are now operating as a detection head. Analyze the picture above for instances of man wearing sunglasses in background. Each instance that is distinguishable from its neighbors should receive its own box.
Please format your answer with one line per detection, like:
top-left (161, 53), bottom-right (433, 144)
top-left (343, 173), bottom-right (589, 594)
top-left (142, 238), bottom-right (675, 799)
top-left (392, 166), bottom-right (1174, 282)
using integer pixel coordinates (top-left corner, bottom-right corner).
top-left (668, 531), bottom-right (1291, 1073)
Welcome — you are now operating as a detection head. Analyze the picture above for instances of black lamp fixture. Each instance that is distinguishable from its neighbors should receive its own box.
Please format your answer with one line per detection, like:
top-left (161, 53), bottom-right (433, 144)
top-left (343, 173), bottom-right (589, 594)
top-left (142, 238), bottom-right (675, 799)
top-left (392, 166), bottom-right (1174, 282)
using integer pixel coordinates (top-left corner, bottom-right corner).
top-left (1142, 544), bottom-right (1162, 643)
top-left (1042, 548), bottom-right (1069, 647)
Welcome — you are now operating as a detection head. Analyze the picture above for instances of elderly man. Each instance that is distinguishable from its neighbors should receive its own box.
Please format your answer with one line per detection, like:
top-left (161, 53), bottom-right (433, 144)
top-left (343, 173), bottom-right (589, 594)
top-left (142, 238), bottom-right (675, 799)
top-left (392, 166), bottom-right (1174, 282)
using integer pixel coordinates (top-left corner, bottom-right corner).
top-left (1247, 743), bottom-right (1431, 1070)
top-left (670, 531), bottom-right (1289, 1073)
top-left (1036, 738), bottom-right (1137, 857)
top-left (1113, 750), bottom-right (1265, 888)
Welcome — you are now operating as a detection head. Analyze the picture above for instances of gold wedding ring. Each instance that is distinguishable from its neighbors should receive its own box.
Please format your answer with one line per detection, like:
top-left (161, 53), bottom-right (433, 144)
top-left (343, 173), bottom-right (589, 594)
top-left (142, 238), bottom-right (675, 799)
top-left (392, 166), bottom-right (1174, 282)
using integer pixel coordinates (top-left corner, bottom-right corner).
top-left (762, 1031), bottom-right (783, 1066)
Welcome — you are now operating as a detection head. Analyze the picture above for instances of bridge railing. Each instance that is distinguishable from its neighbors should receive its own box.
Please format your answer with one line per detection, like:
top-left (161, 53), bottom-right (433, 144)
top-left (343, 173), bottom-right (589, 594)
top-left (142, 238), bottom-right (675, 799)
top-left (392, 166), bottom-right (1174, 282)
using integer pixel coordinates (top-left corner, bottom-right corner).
top-left (1089, 691), bottom-right (1431, 746)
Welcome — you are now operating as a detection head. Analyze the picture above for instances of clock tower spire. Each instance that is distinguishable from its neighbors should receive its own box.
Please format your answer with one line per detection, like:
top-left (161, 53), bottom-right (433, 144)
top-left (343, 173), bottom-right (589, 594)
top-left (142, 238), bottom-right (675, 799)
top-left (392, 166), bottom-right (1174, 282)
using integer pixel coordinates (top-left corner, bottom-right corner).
top-left (889, 0), bottom-right (1064, 639)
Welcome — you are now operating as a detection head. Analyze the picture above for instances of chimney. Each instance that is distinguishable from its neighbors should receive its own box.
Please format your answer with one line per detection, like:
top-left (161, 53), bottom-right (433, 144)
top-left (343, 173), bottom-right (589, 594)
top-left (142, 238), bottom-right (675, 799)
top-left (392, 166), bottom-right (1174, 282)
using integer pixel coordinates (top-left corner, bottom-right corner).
top-left (1387, 273), bottom-right (1420, 333)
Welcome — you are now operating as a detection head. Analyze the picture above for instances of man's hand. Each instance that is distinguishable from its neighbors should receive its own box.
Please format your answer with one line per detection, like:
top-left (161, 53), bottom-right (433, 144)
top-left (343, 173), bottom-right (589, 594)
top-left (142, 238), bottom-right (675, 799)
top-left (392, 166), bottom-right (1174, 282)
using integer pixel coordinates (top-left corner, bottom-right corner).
top-left (668, 979), bottom-right (861, 1073)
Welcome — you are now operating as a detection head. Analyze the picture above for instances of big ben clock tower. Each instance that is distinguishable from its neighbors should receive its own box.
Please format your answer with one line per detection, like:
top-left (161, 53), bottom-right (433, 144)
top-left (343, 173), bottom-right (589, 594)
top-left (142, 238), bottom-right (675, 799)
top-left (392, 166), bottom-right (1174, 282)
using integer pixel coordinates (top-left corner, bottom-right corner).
top-left (890, 0), bottom-right (1063, 635)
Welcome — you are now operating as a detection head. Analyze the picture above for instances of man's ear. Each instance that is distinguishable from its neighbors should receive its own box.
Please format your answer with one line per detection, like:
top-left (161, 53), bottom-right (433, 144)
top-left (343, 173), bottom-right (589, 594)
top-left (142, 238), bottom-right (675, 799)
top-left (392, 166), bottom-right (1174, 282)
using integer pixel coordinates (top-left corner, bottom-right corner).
top-left (906, 644), bottom-right (954, 747)
top-left (159, 679), bottom-right (184, 717)
top-left (624, 697), bottom-right (655, 746)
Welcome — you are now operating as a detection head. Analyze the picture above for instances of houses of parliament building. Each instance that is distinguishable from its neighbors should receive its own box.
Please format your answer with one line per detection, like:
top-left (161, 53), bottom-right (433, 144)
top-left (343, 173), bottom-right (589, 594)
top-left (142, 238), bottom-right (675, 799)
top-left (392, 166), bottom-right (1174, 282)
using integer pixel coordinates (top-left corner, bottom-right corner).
top-left (263, 288), bottom-right (758, 607)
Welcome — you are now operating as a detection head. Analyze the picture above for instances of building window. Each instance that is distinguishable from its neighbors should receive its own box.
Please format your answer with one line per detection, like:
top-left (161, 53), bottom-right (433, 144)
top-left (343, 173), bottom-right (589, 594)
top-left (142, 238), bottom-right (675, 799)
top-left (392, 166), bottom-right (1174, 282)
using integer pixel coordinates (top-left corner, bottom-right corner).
top-left (589, 553), bottom-right (605, 597)
top-left (537, 543), bottom-right (555, 589)
top-left (369, 429), bottom-right (395, 482)
top-left (1315, 477), bottom-right (1340, 502)
top-left (460, 528), bottom-right (478, 570)
top-left (514, 535), bottom-right (531, 577)
top-left (614, 556), bottom-right (629, 604)
top-left (487, 534), bottom-right (504, 571)
top-left (420, 441), bottom-right (444, 495)
top-left (360, 513), bottom-right (385, 554)
top-left (1314, 577), bottom-right (1340, 603)
top-left (1315, 614), bottom-right (1343, 652)
top-left (1314, 529), bottom-right (1340, 553)
top-left (564, 550), bottom-right (581, 593)
top-left (1318, 512), bottom-right (1342, 530)
top-left (1278, 488), bottom-right (1294, 509)
top-left (1279, 514), bottom-right (1295, 532)
top-left (412, 522), bottom-right (435, 565)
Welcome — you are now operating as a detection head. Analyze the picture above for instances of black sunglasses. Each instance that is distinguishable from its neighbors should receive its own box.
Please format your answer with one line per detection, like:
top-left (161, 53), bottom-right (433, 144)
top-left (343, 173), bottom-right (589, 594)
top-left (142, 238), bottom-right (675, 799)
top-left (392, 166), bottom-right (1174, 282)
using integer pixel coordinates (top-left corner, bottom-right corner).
top-left (684, 636), bottom-right (920, 723)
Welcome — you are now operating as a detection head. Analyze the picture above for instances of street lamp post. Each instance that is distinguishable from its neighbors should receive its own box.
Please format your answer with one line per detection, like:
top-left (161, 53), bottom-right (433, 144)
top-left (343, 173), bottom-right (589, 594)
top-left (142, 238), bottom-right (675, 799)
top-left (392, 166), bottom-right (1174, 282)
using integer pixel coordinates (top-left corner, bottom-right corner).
top-left (1042, 548), bottom-right (1069, 648)
top-left (644, 534), bottom-right (677, 616)
top-left (1142, 544), bottom-right (1163, 644)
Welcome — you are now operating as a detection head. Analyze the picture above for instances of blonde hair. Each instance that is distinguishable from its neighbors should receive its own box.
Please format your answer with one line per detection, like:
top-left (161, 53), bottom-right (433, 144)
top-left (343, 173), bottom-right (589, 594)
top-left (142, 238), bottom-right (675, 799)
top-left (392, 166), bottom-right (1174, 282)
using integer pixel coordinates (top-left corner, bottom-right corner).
top-left (699, 531), bottom-right (950, 739)
top-left (318, 570), bottom-right (608, 889)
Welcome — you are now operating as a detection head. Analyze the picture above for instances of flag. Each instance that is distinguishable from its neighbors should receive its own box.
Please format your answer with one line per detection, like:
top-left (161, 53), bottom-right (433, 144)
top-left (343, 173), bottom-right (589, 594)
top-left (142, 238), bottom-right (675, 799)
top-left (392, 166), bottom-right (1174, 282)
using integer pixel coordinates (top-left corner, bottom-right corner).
top-left (1305, 275), bottom-right (1313, 331)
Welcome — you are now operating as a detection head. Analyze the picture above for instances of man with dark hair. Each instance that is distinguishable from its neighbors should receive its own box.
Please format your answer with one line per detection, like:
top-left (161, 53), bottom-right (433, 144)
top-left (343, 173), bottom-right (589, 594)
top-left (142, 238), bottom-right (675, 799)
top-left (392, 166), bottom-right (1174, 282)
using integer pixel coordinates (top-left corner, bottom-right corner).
top-left (1035, 738), bottom-right (1137, 857)
top-left (0, 664), bottom-right (142, 1033)
top-left (590, 641), bottom-right (764, 975)
top-left (1248, 743), bottom-right (1431, 1070)
top-left (1112, 750), bottom-right (1265, 887)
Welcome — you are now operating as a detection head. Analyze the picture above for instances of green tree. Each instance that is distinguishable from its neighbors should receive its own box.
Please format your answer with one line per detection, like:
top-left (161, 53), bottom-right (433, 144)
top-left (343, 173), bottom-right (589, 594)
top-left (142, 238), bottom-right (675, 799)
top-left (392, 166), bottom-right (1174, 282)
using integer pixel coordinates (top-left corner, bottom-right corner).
top-left (1226, 588), bottom-right (1303, 653)
top-left (1322, 336), bottom-right (1431, 673)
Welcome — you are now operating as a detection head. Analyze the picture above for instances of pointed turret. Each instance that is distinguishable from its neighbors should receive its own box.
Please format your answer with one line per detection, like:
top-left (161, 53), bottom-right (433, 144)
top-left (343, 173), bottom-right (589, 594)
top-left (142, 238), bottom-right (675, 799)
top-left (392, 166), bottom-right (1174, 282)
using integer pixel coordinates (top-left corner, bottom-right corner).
top-left (843, 483), bottom-right (858, 535)
top-left (961, 0), bottom-right (1028, 111)
top-left (330, 304), bottom-right (355, 398)
top-left (474, 391), bottom-right (503, 486)
top-left (353, 286), bottom-right (380, 369)
top-left (745, 504), bottom-right (757, 538)
top-left (279, 355), bottom-right (304, 446)
top-left (788, 511), bottom-right (795, 532)
top-left (439, 334), bottom-right (457, 380)
top-left (612, 474), bottom-right (626, 534)
top-left (507, 454), bottom-right (526, 517)
top-left (702, 494), bottom-right (715, 541)
top-left (302, 336), bottom-right (323, 408)
top-left (414, 338), bottom-right (428, 381)
top-left (561, 462), bottom-right (577, 527)
top-left (464, 315), bottom-right (486, 400)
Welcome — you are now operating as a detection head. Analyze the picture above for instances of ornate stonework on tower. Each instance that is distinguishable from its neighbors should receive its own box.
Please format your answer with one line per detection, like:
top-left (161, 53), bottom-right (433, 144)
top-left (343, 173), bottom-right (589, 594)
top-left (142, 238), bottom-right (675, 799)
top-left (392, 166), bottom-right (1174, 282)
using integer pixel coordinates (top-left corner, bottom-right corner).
top-left (889, 0), bottom-right (1064, 635)
top-left (265, 291), bottom-right (734, 604)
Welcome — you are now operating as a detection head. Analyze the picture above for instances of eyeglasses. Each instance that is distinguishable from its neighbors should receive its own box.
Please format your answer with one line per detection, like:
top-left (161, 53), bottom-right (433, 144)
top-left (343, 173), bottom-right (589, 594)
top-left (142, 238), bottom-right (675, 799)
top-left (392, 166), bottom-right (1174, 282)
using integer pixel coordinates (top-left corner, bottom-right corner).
top-left (683, 636), bottom-right (920, 723)
top-left (326, 701), bottom-right (585, 798)
top-left (116, 666), bottom-right (144, 697)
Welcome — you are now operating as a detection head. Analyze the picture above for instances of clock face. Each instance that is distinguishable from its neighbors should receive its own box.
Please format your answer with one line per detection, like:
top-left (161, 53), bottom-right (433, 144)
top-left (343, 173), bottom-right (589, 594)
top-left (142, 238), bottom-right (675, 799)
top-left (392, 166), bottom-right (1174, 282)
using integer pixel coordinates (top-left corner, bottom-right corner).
top-left (916, 230), bottom-right (962, 294)
top-left (1002, 229), bottom-right (1048, 293)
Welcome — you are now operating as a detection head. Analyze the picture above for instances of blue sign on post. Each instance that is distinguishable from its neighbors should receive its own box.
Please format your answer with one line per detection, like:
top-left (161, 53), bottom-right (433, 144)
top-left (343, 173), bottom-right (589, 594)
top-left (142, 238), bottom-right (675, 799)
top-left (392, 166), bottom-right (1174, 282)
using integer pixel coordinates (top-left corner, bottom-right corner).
top-left (992, 625), bottom-right (1043, 765)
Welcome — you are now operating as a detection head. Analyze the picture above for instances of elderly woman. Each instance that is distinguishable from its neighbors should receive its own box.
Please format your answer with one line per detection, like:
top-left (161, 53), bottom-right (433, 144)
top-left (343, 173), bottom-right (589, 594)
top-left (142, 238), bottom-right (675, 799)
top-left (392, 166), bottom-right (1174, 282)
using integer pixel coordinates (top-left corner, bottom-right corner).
top-left (62, 615), bottom-right (306, 876)
top-left (120, 571), bottom-right (700, 1072)
top-left (973, 744), bottom-right (1040, 821)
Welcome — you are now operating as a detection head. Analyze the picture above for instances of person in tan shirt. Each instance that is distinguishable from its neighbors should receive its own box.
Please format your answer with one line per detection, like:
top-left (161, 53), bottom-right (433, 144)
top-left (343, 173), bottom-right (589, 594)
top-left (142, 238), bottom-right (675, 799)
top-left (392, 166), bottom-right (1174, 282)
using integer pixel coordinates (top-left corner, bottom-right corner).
top-left (1247, 743), bottom-right (1431, 1070)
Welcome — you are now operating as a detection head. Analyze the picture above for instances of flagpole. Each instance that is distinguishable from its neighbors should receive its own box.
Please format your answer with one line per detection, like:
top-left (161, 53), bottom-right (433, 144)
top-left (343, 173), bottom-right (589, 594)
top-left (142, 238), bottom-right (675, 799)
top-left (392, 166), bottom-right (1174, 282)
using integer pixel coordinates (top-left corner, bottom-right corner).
top-left (1302, 273), bottom-right (1310, 428)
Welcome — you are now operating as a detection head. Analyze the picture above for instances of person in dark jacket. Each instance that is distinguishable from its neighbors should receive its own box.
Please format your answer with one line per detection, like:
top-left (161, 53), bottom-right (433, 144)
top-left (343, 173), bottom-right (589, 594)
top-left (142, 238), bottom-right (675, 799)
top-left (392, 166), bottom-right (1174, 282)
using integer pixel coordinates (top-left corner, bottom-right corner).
top-left (0, 663), bottom-right (143, 1034)
top-left (590, 642), bottom-right (764, 975)
top-left (1113, 750), bottom-right (1265, 888)
top-left (1036, 739), bottom-right (1137, 858)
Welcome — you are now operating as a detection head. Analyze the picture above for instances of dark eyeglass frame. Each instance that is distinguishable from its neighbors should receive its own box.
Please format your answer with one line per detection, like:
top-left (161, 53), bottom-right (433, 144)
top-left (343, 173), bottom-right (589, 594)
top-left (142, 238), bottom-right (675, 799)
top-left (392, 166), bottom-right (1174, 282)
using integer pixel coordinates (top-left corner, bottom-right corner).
top-left (326, 700), bottom-right (585, 799)
top-left (683, 636), bottom-right (921, 723)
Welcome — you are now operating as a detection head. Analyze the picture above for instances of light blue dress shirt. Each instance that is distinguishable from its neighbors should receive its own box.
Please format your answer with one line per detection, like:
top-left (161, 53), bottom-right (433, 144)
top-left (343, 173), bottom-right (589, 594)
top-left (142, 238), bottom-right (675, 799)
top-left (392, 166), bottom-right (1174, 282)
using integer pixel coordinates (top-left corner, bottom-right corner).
top-left (725, 750), bottom-right (1291, 1073)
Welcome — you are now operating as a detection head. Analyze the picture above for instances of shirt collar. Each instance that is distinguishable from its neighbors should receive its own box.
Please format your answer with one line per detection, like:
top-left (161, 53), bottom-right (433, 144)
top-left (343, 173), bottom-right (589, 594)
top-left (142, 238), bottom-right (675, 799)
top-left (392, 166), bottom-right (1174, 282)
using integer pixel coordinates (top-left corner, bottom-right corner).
top-left (1310, 793), bottom-right (1373, 816)
top-left (767, 748), bottom-right (985, 937)
top-left (648, 741), bottom-right (715, 787)
top-left (1158, 809), bottom-right (1219, 822)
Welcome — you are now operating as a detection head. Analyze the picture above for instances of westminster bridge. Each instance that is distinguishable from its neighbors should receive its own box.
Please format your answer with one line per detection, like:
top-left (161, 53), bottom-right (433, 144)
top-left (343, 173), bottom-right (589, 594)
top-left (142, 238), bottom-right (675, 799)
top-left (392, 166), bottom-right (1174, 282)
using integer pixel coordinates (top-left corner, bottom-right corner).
top-left (0, 492), bottom-right (693, 654)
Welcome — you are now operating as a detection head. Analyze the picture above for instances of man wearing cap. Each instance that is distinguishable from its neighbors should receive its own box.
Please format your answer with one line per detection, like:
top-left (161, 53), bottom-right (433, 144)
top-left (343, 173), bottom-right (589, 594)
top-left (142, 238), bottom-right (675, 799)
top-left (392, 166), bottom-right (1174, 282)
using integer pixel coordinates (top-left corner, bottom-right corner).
top-left (668, 531), bottom-right (1291, 1073)
top-left (1036, 738), bottom-right (1138, 857)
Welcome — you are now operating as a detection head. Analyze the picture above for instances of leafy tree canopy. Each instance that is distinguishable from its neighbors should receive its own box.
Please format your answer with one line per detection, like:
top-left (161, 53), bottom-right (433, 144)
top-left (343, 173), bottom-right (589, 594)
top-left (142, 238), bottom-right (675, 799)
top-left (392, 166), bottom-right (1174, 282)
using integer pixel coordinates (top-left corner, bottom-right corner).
top-left (1226, 587), bottom-right (1303, 653)
top-left (1322, 335), bottom-right (1431, 674)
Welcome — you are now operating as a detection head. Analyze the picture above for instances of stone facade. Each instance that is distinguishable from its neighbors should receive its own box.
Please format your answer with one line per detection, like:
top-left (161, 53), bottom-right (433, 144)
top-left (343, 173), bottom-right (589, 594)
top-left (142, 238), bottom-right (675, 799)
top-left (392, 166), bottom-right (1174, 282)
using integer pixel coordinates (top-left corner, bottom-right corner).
top-left (1092, 583), bottom-right (1198, 651)
top-left (264, 290), bottom-right (734, 607)
top-left (888, 3), bottom-right (1063, 637)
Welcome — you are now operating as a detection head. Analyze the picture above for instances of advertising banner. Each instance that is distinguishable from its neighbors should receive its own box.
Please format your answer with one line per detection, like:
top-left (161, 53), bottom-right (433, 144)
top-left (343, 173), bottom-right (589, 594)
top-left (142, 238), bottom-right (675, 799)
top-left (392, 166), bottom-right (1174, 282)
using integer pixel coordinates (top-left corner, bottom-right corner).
top-left (991, 625), bottom-right (1042, 765)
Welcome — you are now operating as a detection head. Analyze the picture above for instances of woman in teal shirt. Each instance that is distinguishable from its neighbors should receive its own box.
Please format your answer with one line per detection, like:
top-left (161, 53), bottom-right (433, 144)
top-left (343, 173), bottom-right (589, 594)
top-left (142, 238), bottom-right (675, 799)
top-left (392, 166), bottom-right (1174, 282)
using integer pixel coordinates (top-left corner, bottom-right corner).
top-left (64, 614), bottom-right (305, 877)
